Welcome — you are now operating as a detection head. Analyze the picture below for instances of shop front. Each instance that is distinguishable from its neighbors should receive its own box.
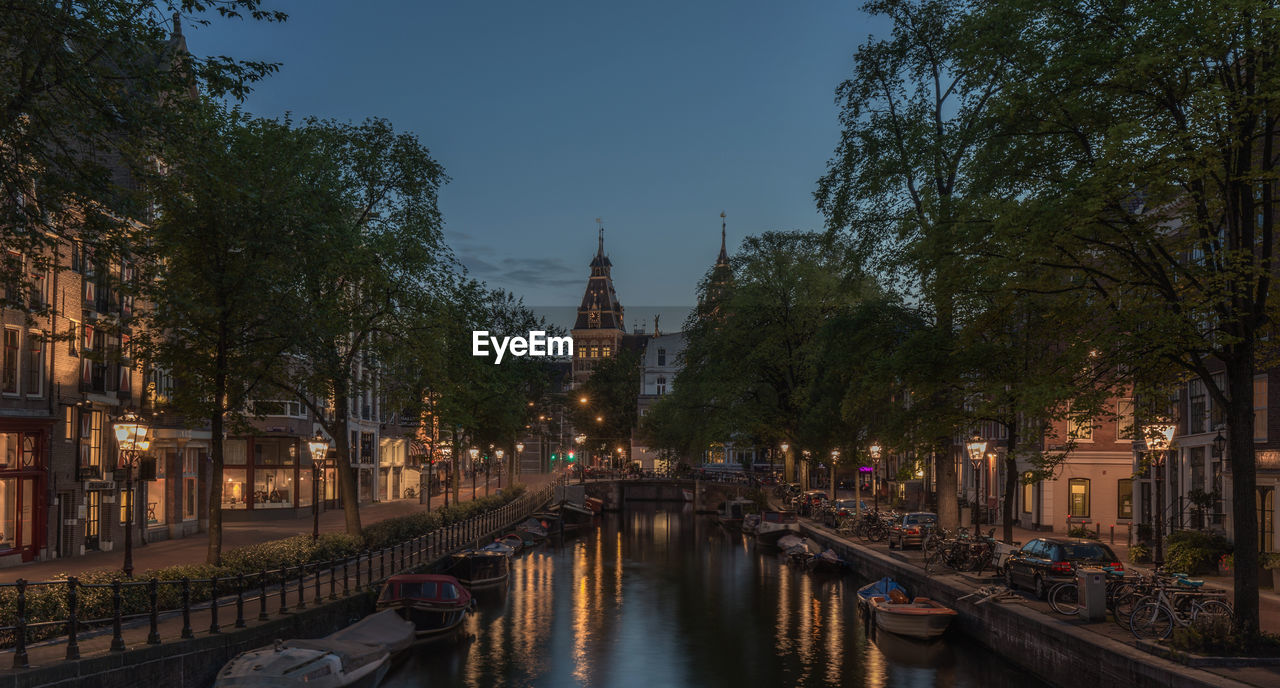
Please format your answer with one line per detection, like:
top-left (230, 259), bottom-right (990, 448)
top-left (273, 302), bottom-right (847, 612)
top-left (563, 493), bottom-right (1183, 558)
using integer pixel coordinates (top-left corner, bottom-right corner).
top-left (222, 436), bottom-right (314, 516)
top-left (1, 426), bottom-right (49, 564)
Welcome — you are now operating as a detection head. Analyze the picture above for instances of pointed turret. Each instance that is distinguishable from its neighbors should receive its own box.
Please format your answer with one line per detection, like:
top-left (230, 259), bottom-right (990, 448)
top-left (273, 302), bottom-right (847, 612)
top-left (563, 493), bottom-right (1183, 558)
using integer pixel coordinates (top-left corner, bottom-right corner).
top-left (717, 211), bottom-right (729, 266)
top-left (571, 220), bottom-right (626, 386)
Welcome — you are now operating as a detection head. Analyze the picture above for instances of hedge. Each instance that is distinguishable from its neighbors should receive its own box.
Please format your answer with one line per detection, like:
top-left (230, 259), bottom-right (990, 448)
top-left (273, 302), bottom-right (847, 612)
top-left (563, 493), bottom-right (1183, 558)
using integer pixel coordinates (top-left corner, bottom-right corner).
top-left (1165, 529), bottom-right (1232, 576)
top-left (2, 483), bottom-right (529, 644)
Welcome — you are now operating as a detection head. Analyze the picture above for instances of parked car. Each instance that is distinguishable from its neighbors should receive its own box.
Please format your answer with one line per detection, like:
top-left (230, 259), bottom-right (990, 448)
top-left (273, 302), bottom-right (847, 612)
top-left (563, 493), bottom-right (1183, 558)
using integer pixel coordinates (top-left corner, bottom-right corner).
top-left (795, 490), bottom-right (828, 516)
top-left (821, 499), bottom-right (869, 527)
top-left (1004, 537), bottom-right (1123, 598)
top-left (887, 512), bottom-right (938, 549)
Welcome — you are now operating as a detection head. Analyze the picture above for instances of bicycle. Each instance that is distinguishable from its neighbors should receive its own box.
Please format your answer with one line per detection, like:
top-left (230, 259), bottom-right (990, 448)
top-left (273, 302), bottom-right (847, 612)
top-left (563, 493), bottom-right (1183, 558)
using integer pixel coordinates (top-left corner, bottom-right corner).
top-left (1129, 578), bottom-right (1234, 640)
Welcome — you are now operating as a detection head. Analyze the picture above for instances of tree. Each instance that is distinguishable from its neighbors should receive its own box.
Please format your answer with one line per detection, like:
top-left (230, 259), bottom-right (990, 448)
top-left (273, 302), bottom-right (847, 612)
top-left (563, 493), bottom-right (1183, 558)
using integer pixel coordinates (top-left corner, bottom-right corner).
top-left (137, 106), bottom-right (318, 564)
top-left (270, 117), bottom-right (448, 536)
top-left (971, 0), bottom-right (1280, 635)
top-left (1, 1), bottom-right (283, 300)
top-left (815, 0), bottom-right (1007, 530)
top-left (570, 348), bottom-right (640, 467)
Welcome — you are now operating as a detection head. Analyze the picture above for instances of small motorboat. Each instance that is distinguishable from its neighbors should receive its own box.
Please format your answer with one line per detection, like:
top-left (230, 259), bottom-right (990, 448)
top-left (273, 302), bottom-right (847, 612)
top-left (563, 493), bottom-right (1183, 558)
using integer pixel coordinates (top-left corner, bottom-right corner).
top-left (213, 610), bottom-right (413, 688)
top-left (857, 577), bottom-right (908, 608)
top-left (807, 549), bottom-right (849, 574)
top-left (754, 511), bottom-right (800, 545)
top-left (377, 574), bottom-right (473, 641)
top-left (499, 533), bottom-right (526, 553)
top-left (584, 496), bottom-right (605, 513)
top-left (482, 540), bottom-right (516, 556)
top-left (741, 513), bottom-right (761, 534)
top-left (716, 498), bottom-right (755, 527)
top-left (443, 550), bottom-right (511, 590)
top-left (548, 501), bottom-right (595, 532)
top-left (869, 595), bottom-right (958, 639)
top-left (779, 534), bottom-right (815, 567)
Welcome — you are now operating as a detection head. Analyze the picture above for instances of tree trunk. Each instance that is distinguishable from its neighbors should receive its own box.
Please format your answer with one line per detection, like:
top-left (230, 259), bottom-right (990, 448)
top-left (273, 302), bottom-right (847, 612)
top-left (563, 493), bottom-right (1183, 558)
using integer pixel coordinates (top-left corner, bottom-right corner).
top-left (452, 430), bottom-right (461, 505)
top-left (332, 381), bottom-right (362, 535)
top-left (1002, 421), bottom-right (1019, 544)
top-left (936, 440), bottom-right (959, 531)
top-left (1226, 352), bottom-right (1260, 635)
top-left (205, 338), bottom-right (227, 565)
top-left (784, 445), bottom-right (795, 484)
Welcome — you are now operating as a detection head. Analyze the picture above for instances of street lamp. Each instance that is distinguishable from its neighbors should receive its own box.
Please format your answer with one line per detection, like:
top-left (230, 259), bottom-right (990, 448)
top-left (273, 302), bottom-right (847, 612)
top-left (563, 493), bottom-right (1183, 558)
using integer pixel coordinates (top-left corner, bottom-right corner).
top-left (780, 442), bottom-right (790, 484)
top-left (869, 443), bottom-right (883, 512)
top-left (409, 438), bottom-right (433, 509)
top-left (515, 441), bottom-right (524, 482)
top-left (493, 449), bottom-right (504, 493)
top-left (308, 432), bottom-right (330, 540)
top-left (831, 449), bottom-right (840, 496)
top-left (1146, 423), bottom-right (1177, 565)
top-left (469, 447), bottom-right (479, 500)
top-left (966, 435), bottom-right (988, 530)
top-left (575, 433), bottom-right (586, 484)
top-left (113, 410), bottom-right (151, 577)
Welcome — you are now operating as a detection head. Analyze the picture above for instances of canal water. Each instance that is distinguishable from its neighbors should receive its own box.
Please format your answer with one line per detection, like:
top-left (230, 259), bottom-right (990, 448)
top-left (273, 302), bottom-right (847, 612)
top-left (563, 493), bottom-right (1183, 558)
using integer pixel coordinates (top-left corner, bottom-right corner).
top-left (384, 504), bottom-right (1045, 688)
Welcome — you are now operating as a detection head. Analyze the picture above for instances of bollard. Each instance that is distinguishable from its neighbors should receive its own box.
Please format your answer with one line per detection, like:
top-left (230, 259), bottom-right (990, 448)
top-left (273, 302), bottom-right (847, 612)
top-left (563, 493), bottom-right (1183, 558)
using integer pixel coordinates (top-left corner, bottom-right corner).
top-left (147, 578), bottom-right (161, 644)
top-left (1109, 525), bottom-right (1115, 545)
top-left (1096, 522), bottom-right (1102, 539)
top-left (110, 580), bottom-right (126, 652)
top-left (66, 577), bottom-right (81, 660)
top-left (181, 578), bottom-right (194, 639)
top-left (235, 574), bottom-right (247, 628)
top-left (13, 579), bottom-right (29, 668)
top-left (209, 576), bottom-right (221, 633)
top-left (258, 570), bottom-right (270, 621)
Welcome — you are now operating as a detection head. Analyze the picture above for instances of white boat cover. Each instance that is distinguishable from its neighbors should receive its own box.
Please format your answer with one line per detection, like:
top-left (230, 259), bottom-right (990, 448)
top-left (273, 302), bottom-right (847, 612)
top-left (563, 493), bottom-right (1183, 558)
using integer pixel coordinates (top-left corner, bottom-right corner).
top-left (328, 608), bottom-right (415, 656)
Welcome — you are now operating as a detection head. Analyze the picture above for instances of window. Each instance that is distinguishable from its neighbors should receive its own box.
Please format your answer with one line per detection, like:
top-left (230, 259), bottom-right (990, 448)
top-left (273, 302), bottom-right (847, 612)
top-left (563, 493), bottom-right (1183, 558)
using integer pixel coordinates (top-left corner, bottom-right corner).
top-left (149, 453), bottom-right (167, 526)
top-left (119, 487), bottom-right (132, 524)
top-left (1068, 478), bottom-right (1090, 518)
top-left (657, 348), bottom-right (666, 366)
top-left (183, 448), bottom-right (199, 520)
top-left (589, 346), bottom-right (599, 359)
top-left (1117, 479), bottom-right (1133, 519)
top-left (1068, 406), bottom-right (1093, 441)
top-left (68, 320), bottom-right (79, 357)
top-left (2, 328), bottom-right (18, 394)
top-left (79, 409), bottom-right (102, 477)
top-left (63, 406), bottom-right (73, 442)
top-left (1255, 375), bottom-right (1268, 442)
top-left (1188, 380), bottom-right (1207, 434)
top-left (1116, 398), bottom-right (1135, 440)
top-left (24, 332), bottom-right (42, 397)
top-left (656, 376), bottom-right (667, 395)
top-left (601, 345), bottom-right (611, 358)
top-left (1022, 472), bottom-right (1034, 514)
top-left (1189, 447), bottom-right (1205, 493)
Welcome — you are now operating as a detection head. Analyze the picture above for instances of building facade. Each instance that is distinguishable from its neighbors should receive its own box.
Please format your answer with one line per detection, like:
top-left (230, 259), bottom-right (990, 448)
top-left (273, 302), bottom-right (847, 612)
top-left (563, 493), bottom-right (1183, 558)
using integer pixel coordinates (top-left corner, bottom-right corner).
top-left (571, 227), bottom-right (625, 387)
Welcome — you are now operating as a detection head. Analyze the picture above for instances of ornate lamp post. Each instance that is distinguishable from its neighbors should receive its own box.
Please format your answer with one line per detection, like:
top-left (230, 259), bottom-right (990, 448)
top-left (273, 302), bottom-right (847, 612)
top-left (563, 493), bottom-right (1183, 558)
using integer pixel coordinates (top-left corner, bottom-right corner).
top-left (113, 410), bottom-right (152, 577)
top-left (492, 449), bottom-right (504, 494)
top-left (308, 432), bottom-right (330, 540)
top-left (966, 435), bottom-right (988, 530)
top-left (469, 447), bottom-right (479, 500)
top-left (780, 442), bottom-right (790, 484)
top-left (575, 433), bottom-right (586, 484)
top-left (869, 442), bottom-right (883, 512)
top-left (515, 442), bottom-right (524, 483)
top-left (1146, 423), bottom-right (1176, 565)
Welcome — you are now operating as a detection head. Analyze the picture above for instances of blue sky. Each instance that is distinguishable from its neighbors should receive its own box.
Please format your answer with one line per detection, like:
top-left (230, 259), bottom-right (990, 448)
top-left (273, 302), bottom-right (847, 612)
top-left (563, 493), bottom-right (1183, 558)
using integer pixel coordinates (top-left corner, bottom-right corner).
top-left (190, 1), bottom-right (883, 330)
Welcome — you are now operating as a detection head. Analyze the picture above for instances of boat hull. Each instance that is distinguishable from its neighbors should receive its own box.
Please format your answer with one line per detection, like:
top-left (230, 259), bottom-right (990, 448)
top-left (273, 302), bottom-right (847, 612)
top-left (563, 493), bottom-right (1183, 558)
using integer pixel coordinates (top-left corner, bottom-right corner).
top-left (870, 597), bottom-right (957, 639)
top-left (754, 522), bottom-right (800, 545)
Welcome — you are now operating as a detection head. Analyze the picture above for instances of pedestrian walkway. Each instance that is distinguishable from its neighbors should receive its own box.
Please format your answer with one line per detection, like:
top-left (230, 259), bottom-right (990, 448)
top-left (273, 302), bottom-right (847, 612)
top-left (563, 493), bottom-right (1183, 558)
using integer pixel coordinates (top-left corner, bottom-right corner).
top-left (1, 473), bottom-right (558, 584)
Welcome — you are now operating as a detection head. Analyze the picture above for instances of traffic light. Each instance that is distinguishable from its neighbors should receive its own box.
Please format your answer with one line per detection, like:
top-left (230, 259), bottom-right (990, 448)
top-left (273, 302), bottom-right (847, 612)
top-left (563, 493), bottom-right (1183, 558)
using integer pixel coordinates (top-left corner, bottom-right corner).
top-left (550, 453), bottom-right (558, 464)
top-left (567, 451), bottom-right (576, 463)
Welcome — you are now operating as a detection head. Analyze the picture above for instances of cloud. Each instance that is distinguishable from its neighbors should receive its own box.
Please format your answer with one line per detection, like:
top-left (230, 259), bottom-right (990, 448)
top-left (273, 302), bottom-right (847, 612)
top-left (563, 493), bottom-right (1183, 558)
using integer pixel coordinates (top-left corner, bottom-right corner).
top-left (456, 249), bottom-right (582, 289)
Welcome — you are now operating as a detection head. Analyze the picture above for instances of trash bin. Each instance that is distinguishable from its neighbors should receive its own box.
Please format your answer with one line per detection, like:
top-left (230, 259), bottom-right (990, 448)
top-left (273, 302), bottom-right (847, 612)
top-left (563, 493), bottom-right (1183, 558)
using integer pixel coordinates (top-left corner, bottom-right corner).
top-left (1077, 567), bottom-right (1107, 621)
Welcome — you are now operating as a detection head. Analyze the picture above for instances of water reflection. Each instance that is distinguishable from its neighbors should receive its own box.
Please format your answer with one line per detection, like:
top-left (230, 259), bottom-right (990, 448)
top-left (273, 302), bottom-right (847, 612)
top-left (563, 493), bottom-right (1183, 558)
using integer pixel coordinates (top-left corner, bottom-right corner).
top-left (384, 504), bottom-right (1044, 688)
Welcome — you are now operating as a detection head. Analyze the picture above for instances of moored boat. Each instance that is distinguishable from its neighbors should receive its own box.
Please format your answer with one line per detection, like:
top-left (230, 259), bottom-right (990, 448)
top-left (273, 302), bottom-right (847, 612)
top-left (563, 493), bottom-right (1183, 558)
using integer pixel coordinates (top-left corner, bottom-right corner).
top-left (481, 540), bottom-right (515, 556)
top-left (443, 550), bottom-right (511, 590)
top-left (753, 511), bottom-right (800, 544)
top-left (716, 497), bottom-right (755, 527)
top-left (499, 533), bottom-right (526, 553)
top-left (376, 574), bottom-right (473, 641)
top-left (869, 596), bottom-right (957, 639)
top-left (741, 513), bottom-right (761, 534)
top-left (213, 610), bottom-right (413, 688)
top-left (857, 577), bottom-right (908, 608)
top-left (807, 548), bottom-right (849, 574)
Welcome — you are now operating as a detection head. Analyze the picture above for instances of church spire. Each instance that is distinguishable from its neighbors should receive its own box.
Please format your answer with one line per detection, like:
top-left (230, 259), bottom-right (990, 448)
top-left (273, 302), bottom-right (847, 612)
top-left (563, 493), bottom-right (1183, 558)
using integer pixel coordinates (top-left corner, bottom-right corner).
top-left (716, 211), bottom-right (729, 266)
top-left (596, 217), bottom-right (605, 258)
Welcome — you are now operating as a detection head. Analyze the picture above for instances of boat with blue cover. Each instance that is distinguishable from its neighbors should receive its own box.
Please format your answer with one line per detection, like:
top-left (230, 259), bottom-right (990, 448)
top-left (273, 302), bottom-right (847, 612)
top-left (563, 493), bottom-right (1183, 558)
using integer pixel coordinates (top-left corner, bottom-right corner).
top-left (857, 577), bottom-right (907, 608)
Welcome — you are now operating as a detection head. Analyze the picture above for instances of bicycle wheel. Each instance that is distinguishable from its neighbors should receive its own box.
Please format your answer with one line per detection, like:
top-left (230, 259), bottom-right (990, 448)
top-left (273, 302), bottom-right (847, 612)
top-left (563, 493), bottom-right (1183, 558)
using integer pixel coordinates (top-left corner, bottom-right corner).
top-left (924, 548), bottom-right (941, 573)
top-left (1129, 601), bottom-right (1174, 640)
top-left (1192, 599), bottom-right (1234, 627)
top-left (1112, 592), bottom-right (1144, 630)
top-left (868, 524), bottom-right (888, 542)
top-left (1049, 583), bottom-right (1080, 616)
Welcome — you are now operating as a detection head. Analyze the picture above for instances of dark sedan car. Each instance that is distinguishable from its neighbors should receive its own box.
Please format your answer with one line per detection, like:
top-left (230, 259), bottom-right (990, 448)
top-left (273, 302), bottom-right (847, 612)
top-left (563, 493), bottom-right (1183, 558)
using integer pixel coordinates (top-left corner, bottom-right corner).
top-left (887, 512), bottom-right (937, 549)
top-left (1004, 537), bottom-right (1122, 598)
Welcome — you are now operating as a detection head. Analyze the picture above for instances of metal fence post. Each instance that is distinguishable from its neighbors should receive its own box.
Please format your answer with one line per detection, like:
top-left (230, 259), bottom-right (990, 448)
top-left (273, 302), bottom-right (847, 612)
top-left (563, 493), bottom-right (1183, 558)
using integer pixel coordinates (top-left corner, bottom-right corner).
top-left (235, 574), bottom-right (247, 628)
top-left (12, 579), bottom-right (29, 668)
top-left (355, 552), bottom-right (362, 589)
top-left (258, 570), bottom-right (270, 621)
top-left (296, 566), bottom-right (306, 610)
top-left (181, 578), bottom-right (194, 639)
top-left (147, 578), bottom-right (161, 644)
top-left (380, 548), bottom-right (386, 581)
top-left (65, 577), bottom-right (80, 660)
top-left (343, 557), bottom-right (351, 597)
top-left (209, 576), bottom-right (221, 633)
top-left (110, 580), bottom-right (125, 652)
top-left (314, 563), bottom-right (323, 605)
top-left (279, 568), bottom-right (290, 614)
top-left (330, 560), bottom-right (339, 600)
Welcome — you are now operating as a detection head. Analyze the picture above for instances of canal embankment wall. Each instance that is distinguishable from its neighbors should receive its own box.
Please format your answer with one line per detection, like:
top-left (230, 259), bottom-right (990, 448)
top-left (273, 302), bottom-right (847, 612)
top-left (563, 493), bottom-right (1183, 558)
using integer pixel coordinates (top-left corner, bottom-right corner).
top-left (800, 522), bottom-right (1252, 688)
top-left (3, 494), bottom-right (552, 688)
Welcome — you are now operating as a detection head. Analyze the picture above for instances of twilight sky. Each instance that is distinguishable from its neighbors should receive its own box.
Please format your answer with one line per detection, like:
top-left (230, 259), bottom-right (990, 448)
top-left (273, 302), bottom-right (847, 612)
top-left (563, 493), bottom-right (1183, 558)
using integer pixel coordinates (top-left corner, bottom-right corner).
top-left (191, 1), bottom-right (884, 330)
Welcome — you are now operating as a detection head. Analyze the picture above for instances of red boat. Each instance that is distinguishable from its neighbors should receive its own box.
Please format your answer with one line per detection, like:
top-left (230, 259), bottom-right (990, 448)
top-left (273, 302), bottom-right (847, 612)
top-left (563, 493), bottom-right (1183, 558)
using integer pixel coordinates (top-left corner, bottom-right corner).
top-left (376, 574), bottom-right (473, 641)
